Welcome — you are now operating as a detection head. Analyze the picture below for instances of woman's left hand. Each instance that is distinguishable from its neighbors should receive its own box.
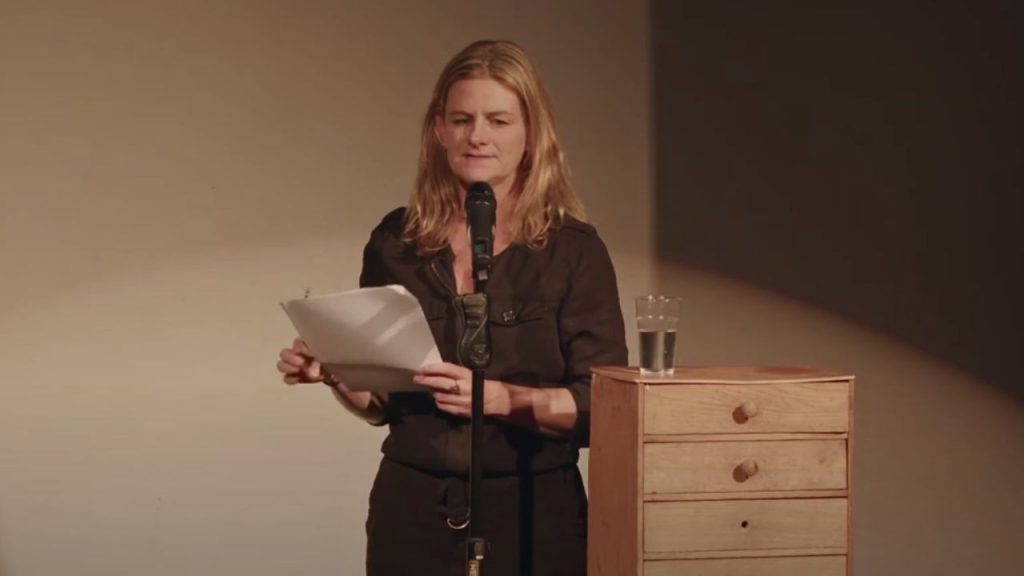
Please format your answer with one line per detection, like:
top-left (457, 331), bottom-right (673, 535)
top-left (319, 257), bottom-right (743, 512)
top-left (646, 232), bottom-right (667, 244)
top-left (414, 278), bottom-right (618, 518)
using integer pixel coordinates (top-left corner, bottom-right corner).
top-left (413, 362), bottom-right (510, 418)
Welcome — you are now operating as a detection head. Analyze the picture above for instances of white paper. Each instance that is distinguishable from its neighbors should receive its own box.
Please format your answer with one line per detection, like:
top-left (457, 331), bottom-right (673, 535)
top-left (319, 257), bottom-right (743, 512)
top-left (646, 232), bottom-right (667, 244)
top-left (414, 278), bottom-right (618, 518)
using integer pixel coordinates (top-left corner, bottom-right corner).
top-left (280, 285), bottom-right (441, 392)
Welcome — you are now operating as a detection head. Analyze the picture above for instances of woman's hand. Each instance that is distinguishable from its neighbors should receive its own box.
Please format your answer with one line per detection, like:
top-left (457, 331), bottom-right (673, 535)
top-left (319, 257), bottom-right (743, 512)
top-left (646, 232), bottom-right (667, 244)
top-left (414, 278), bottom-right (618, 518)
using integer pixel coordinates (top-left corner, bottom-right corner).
top-left (277, 338), bottom-right (325, 384)
top-left (277, 337), bottom-right (388, 424)
top-left (414, 362), bottom-right (511, 418)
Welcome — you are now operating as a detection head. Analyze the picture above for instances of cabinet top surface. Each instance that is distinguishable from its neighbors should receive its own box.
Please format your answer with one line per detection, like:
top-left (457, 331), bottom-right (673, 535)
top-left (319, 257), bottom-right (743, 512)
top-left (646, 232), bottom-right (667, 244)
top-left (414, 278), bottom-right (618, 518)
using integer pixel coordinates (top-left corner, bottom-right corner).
top-left (591, 365), bottom-right (854, 385)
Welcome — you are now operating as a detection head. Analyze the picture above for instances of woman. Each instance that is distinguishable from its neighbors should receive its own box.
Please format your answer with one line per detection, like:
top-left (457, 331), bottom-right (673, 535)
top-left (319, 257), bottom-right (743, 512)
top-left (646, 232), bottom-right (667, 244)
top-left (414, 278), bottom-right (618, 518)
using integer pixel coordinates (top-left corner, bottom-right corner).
top-left (277, 40), bottom-right (626, 576)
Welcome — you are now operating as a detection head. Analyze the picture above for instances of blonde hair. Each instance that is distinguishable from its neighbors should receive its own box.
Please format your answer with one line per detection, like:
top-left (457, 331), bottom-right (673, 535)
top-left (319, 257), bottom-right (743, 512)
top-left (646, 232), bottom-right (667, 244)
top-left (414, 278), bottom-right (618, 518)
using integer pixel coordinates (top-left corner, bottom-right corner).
top-left (402, 40), bottom-right (585, 253)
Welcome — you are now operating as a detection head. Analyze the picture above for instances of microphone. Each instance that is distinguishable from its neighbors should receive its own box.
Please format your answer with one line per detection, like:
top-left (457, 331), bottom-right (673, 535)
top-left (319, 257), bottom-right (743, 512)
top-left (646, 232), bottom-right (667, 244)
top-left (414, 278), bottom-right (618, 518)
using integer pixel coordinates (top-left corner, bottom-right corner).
top-left (465, 182), bottom-right (496, 283)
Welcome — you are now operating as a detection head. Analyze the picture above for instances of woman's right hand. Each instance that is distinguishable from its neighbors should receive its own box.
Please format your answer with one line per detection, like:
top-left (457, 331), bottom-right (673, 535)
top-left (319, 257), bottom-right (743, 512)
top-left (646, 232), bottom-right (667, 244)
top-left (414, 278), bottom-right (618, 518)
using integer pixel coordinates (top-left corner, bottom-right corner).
top-left (277, 337), bottom-right (387, 424)
top-left (277, 337), bottom-right (324, 385)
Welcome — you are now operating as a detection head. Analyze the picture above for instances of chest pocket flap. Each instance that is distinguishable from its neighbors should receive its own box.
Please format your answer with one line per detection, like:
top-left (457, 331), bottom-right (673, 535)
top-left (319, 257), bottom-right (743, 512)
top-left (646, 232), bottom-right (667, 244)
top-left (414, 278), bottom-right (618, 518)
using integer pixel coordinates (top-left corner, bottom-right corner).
top-left (488, 299), bottom-right (549, 326)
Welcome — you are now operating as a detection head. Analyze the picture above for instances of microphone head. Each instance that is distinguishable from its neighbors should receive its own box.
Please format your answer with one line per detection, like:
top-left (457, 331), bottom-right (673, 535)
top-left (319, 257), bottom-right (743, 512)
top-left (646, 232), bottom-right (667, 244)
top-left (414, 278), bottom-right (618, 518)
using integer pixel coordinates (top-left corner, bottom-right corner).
top-left (465, 182), bottom-right (496, 270)
top-left (466, 181), bottom-right (496, 209)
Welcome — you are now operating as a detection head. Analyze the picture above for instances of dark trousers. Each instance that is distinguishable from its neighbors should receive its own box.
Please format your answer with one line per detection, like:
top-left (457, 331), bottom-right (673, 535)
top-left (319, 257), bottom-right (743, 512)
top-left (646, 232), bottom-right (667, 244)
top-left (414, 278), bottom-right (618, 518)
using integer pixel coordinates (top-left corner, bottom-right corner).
top-left (365, 457), bottom-right (587, 576)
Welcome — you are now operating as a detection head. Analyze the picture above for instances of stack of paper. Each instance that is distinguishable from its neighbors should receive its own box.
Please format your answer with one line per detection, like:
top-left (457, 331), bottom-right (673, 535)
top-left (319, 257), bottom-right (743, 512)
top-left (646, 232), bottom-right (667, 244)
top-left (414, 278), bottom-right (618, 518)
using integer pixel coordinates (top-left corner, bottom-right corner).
top-left (280, 285), bottom-right (441, 392)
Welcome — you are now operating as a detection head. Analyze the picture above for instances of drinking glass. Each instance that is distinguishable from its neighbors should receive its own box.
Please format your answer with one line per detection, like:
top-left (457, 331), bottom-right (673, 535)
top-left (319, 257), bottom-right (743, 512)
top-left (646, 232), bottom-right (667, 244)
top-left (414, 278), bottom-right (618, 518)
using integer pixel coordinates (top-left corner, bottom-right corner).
top-left (635, 295), bottom-right (682, 376)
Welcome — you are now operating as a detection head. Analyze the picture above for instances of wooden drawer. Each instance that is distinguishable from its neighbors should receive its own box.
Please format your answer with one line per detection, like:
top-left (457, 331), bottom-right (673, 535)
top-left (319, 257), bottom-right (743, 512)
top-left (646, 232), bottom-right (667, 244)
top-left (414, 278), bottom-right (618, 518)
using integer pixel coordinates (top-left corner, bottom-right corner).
top-left (644, 439), bottom-right (847, 494)
top-left (644, 555), bottom-right (847, 576)
top-left (589, 367), bottom-right (855, 576)
top-left (644, 382), bottom-right (849, 435)
top-left (644, 498), bottom-right (847, 554)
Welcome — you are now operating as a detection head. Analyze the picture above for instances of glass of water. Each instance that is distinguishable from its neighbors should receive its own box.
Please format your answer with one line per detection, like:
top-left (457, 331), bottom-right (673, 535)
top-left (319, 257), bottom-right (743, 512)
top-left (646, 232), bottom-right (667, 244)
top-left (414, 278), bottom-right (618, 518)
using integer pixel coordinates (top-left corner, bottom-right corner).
top-left (635, 295), bottom-right (682, 376)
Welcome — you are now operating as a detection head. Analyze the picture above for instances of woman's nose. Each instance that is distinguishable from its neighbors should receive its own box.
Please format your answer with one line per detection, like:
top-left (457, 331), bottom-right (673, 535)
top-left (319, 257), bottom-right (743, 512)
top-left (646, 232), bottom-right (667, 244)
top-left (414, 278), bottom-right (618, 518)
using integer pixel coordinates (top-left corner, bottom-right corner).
top-left (468, 119), bottom-right (488, 145)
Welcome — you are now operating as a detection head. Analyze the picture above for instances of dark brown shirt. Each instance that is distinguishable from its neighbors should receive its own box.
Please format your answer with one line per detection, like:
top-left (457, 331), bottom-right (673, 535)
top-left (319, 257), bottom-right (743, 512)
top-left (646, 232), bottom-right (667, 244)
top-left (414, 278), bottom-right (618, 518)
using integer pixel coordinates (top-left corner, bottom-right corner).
top-left (360, 208), bottom-right (627, 476)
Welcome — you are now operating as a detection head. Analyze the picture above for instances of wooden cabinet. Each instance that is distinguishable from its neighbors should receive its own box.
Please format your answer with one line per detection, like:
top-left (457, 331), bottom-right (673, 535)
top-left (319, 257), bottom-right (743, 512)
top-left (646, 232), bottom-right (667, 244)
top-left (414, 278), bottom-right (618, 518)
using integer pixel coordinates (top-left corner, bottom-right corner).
top-left (588, 366), bottom-right (855, 575)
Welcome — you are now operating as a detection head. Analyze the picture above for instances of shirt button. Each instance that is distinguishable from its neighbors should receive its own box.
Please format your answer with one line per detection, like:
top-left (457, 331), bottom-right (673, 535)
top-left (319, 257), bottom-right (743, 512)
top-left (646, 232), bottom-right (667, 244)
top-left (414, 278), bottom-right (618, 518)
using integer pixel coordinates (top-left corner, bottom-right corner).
top-left (501, 310), bottom-right (517, 323)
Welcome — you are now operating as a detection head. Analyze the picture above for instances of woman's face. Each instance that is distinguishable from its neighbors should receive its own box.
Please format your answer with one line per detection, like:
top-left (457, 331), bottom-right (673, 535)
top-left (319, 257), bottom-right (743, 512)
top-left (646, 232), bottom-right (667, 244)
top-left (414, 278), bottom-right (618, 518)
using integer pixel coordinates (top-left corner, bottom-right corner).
top-left (435, 78), bottom-right (528, 198)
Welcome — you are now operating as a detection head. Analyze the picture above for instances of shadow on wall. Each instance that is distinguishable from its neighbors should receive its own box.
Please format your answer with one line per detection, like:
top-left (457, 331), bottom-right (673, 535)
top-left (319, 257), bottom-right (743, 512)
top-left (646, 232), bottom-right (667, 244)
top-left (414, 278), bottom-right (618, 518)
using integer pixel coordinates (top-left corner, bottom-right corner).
top-left (651, 1), bottom-right (1023, 396)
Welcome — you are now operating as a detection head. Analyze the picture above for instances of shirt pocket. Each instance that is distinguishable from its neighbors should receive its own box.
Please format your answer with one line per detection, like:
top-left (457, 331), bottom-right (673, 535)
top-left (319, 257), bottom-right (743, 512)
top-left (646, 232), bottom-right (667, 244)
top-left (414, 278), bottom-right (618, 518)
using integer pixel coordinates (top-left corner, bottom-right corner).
top-left (489, 298), bottom-right (548, 327)
top-left (486, 298), bottom-right (562, 379)
top-left (419, 299), bottom-right (449, 354)
top-left (421, 298), bottom-right (448, 322)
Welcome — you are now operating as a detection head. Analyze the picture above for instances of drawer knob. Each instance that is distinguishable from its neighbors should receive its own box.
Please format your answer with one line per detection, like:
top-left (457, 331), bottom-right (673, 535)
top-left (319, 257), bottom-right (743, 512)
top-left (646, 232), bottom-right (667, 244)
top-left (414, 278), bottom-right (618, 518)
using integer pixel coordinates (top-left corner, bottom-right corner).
top-left (734, 459), bottom-right (760, 482)
top-left (734, 401), bottom-right (760, 423)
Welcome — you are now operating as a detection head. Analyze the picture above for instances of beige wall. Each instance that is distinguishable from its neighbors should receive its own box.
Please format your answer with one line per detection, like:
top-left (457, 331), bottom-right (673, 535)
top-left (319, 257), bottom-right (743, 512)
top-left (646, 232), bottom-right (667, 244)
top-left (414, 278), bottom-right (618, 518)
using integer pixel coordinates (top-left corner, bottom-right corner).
top-left (0, 1), bottom-right (651, 574)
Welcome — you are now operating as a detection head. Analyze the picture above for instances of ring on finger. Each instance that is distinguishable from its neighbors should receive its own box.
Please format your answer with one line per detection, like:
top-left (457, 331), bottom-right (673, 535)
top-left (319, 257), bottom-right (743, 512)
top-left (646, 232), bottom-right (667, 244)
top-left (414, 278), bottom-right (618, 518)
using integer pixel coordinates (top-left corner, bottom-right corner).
top-left (448, 383), bottom-right (460, 395)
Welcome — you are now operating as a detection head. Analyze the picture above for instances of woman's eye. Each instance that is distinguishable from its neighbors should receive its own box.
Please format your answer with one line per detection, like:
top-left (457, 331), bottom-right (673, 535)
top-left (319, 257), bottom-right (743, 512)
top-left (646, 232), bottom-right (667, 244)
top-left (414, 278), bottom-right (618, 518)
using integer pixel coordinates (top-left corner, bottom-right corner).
top-left (492, 119), bottom-right (509, 126)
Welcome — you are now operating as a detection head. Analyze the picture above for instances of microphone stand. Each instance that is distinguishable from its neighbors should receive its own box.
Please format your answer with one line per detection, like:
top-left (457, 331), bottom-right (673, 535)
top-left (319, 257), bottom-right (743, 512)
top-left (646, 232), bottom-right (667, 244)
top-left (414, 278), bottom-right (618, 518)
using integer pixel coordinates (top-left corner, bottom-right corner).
top-left (460, 279), bottom-right (488, 576)
top-left (460, 184), bottom-right (494, 576)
